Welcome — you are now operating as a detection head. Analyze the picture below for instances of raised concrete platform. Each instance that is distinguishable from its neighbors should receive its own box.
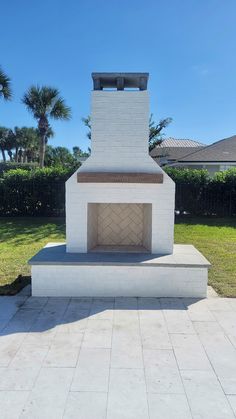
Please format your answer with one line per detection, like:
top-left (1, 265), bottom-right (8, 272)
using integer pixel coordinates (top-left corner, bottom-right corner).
top-left (29, 243), bottom-right (210, 298)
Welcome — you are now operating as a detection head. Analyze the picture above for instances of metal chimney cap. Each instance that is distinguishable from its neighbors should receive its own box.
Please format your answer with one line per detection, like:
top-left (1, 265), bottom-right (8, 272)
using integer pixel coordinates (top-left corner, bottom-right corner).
top-left (92, 72), bottom-right (149, 91)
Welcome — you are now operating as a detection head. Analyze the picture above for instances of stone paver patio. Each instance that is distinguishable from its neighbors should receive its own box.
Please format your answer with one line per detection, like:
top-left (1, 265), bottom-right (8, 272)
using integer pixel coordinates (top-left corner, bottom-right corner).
top-left (0, 286), bottom-right (236, 418)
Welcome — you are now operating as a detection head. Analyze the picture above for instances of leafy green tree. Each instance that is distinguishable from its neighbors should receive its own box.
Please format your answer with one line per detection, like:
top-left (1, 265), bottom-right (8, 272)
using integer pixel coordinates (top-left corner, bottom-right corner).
top-left (45, 145), bottom-right (76, 167)
top-left (82, 114), bottom-right (172, 153)
top-left (82, 115), bottom-right (91, 140)
top-left (73, 146), bottom-right (90, 159)
top-left (22, 86), bottom-right (71, 168)
top-left (0, 68), bottom-right (12, 101)
top-left (149, 114), bottom-right (172, 152)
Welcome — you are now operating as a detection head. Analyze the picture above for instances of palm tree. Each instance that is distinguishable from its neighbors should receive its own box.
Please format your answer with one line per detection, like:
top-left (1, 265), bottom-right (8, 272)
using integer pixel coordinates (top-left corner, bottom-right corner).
top-left (4, 129), bottom-right (15, 161)
top-left (0, 68), bottom-right (12, 100)
top-left (15, 127), bottom-right (39, 163)
top-left (22, 86), bottom-right (71, 168)
top-left (0, 127), bottom-right (10, 161)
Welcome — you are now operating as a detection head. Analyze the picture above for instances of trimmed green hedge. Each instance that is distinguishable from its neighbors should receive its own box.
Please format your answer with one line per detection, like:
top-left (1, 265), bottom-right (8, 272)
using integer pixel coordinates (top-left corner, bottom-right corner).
top-left (165, 167), bottom-right (236, 216)
top-left (0, 167), bottom-right (74, 216)
top-left (0, 167), bottom-right (236, 216)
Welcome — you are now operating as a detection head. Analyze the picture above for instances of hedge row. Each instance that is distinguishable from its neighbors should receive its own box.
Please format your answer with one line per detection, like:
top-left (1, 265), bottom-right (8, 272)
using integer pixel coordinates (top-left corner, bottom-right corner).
top-left (0, 167), bottom-right (74, 216)
top-left (0, 167), bottom-right (236, 216)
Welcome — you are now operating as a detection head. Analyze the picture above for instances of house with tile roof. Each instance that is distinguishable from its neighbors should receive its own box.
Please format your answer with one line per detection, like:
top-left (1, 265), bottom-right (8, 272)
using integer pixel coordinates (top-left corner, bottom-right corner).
top-left (151, 136), bottom-right (236, 175)
top-left (150, 138), bottom-right (205, 166)
top-left (173, 135), bottom-right (236, 175)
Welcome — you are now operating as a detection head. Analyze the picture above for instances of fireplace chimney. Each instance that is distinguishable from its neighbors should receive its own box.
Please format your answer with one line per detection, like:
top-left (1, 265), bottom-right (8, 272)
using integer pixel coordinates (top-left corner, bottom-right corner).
top-left (78, 72), bottom-right (163, 174)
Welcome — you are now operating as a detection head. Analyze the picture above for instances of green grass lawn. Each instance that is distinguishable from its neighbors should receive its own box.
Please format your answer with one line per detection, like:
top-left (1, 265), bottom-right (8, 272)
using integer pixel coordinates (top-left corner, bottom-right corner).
top-left (0, 217), bottom-right (235, 296)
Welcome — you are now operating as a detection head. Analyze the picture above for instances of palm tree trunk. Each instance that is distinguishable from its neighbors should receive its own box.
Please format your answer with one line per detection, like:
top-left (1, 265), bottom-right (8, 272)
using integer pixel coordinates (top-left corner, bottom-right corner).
top-left (15, 147), bottom-right (19, 162)
top-left (39, 135), bottom-right (46, 168)
top-left (23, 150), bottom-right (28, 163)
top-left (38, 117), bottom-right (48, 168)
top-left (7, 150), bottom-right (13, 161)
top-left (1, 148), bottom-right (6, 162)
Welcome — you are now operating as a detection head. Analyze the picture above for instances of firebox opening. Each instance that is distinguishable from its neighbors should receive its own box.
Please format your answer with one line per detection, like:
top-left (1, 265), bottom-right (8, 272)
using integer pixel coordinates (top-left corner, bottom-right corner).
top-left (87, 203), bottom-right (152, 253)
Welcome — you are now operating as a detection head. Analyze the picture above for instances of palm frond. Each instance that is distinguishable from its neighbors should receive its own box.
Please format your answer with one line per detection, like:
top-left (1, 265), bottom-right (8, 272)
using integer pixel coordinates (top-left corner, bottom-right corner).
top-left (0, 68), bottom-right (12, 100)
top-left (22, 85), bottom-right (71, 121)
top-left (50, 98), bottom-right (71, 120)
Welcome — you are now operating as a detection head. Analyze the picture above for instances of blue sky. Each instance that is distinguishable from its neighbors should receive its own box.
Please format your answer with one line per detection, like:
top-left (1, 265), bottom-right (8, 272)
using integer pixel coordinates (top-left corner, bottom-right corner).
top-left (1, 0), bottom-right (236, 151)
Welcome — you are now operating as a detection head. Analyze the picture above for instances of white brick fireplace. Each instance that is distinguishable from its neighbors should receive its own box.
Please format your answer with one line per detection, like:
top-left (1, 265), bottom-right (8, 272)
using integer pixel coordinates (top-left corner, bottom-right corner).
top-left (29, 73), bottom-right (210, 298)
top-left (66, 73), bottom-right (175, 254)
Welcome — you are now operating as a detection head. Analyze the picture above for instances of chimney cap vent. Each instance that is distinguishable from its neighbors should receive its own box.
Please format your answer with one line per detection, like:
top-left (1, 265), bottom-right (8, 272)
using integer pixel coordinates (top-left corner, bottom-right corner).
top-left (92, 72), bottom-right (149, 91)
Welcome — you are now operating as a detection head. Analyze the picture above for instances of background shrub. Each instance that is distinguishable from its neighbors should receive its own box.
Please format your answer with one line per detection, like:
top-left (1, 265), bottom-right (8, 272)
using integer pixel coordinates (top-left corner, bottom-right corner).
top-left (0, 166), bottom-right (235, 217)
top-left (0, 167), bottom-right (74, 216)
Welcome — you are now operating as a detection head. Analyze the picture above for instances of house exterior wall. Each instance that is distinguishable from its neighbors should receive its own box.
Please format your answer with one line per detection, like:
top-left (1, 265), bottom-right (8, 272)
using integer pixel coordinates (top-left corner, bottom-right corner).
top-left (172, 163), bottom-right (236, 176)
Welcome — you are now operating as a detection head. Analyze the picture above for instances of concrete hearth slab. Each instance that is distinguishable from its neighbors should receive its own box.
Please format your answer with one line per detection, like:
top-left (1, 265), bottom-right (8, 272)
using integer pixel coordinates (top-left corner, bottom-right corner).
top-left (29, 243), bottom-right (210, 268)
top-left (29, 244), bottom-right (210, 298)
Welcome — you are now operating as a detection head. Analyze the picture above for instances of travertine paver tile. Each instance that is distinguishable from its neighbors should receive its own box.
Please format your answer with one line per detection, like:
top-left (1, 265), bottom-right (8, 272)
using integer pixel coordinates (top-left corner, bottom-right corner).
top-left (184, 298), bottom-right (216, 321)
top-left (107, 368), bottom-right (149, 419)
top-left (69, 297), bottom-right (93, 310)
top-left (227, 395), bottom-right (236, 416)
top-left (0, 296), bottom-right (27, 320)
top-left (0, 333), bottom-right (27, 367)
top-left (38, 297), bottom-right (69, 317)
top-left (45, 330), bottom-right (83, 366)
top-left (171, 333), bottom-right (211, 370)
top-left (44, 342), bottom-right (80, 367)
top-left (71, 347), bottom-right (110, 392)
top-left (113, 309), bottom-right (141, 347)
top-left (181, 370), bottom-right (235, 419)
top-left (115, 297), bottom-right (138, 309)
top-left (3, 309), bottom-right (41, 334)
top-left (163, 309), bottom-right (196, 334)
top-left (0, 319), bottom-right (12, 332)
top-left (193, 320), bottom-right (223, 335)
top-left (0, 367), bottom-right (40, 390)
top-left (160, 297), bottom-right (185, 310)
top-left (10, 343), bottom-right (48, 368)
top-left (20, 297), bottom-right (48, 310)
top-left (148, 393), bottom-right (192, 419)
top-left (227, 299), bottom-right (236, 311)
top-left (212, 310), bottom-right (236, 336)
top-left (0, 390), bottom-right (29, 419)
top-left (89, 299), bottom-right (114, 320)
top-left (140, 312), bottom-right (172, 349)
top-left (56, 315), bottom-right (88, 334)
top-left (228, 334), bottom-right (236, 349)
top-left (20, 367), bottom-right (73, 419)
top-left (143, 349), bottom-right (184, 394)
top-left (111, 343), bottom-right (143, 368)
top-left (23, 330), bottom-right (56, 345)
top-left (63, 391), bottom-right (107, 419)
top-left (206, 298), bottom-right (233, 312)
top-left (52, 332), bottom-right (84, 346)
top-left (29, 314), bottom-right (58, 333)
top-left (199, 332), bottom-right (236, 394)
top-left (82, 319), bottom-right (112, 348)
top-left (138, 297), bottom-right (161, 310)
